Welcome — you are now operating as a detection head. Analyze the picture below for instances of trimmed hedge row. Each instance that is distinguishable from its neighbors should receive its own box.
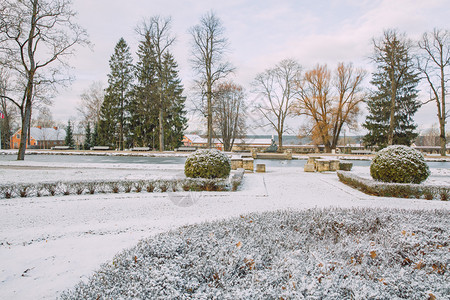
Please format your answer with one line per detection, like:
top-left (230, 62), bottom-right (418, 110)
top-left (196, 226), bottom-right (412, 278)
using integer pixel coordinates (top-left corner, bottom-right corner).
top-left (337, 171), bottom-right (449, 201)
top-left (0, 169), bottom-right (245, 199)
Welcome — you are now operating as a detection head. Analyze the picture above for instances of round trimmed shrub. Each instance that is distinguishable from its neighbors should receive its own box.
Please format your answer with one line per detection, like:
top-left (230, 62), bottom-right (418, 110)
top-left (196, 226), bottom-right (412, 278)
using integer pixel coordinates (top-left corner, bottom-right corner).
top-left (184, 149), bottom-right (231, 179)
top-left (370, 145), bottom-right (430, 184)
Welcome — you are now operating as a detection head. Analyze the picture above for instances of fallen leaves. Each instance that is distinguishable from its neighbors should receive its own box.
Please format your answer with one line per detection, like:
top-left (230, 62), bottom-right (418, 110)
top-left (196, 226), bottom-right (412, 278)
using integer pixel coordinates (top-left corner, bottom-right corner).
top-left (243, 258), bottom-right (255, 270)
top-left (414, 261), bottom-right (425, 270)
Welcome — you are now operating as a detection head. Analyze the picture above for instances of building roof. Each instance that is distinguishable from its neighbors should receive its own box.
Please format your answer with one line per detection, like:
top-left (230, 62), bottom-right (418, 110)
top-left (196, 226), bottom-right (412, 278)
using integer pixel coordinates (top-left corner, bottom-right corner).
top-left (184, 134), bottom-right (207, 144)
top-left (30, 127), bottom-right (66, 141)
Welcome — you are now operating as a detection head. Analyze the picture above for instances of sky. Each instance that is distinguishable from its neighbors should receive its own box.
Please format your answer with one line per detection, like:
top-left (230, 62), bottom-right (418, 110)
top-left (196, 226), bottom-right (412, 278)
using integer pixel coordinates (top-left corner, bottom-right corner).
top-left (51, 0), bottom-right (450, 135)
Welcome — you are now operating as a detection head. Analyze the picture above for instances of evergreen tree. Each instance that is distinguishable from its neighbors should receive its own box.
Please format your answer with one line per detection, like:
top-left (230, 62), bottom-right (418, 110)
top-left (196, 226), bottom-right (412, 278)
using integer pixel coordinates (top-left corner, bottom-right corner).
top-left (65, 120), bottom-right (75, 148)
top-left (129, 34), bottom-right (187, 150)
top-left (91, 123), bottom-right (99, 147)
top-left (98, 38), bottom-right (133, 150)
top-left (161, 52), bottom-right (187, 150)
top-left (84, 122), bottom-right (91, 150)
top-left (363, 30), bottom-right (420, 149)
top-left (129, 31), bottom-right (159, 148)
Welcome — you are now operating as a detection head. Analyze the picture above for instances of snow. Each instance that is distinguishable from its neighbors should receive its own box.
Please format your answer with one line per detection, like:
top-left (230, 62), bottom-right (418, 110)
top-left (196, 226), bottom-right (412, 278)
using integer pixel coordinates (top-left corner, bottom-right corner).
top-left (0, 158), bottom-right (449, 299)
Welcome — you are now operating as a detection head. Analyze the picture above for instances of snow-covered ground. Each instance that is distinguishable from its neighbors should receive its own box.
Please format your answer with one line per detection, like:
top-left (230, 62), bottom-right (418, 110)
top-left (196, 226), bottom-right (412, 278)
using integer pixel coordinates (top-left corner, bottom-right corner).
top-left (0, 160), bottom-right (449, 299)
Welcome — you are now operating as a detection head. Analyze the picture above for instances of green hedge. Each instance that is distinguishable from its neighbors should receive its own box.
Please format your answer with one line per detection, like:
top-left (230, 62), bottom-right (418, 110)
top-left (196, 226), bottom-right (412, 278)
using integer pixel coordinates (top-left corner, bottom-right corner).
top-left (337, 171), bottom-right (449, 200)
top-left (370, 145), bottom-right (430, 184)
top-left (185, 149), bottom-right (231, 179)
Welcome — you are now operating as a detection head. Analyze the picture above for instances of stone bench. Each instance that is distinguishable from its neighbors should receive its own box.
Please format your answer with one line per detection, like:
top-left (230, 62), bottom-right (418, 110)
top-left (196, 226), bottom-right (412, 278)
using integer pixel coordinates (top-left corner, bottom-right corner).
top-left (256, 164), bottom-right (266, 173)
top-left (174, 147), bottom-right (197, 152)
top-left (351, 150), bottom-right (374, 155)
top-left (329, 159), bottom-right (340, 171)
top-left (315, 159), bottom-right (330, 172)
top-left (242, 158), bottom-right (254, 172)
top-left (51, 146), bottom-right (72, 150)
top-left (304, 156), bottom-right (321, 172)
top-left (131, 147), bottom-right (150, 151)
top-left (90, 146), bottom-right (111, 150)
top-left (231, 157), bottom-right (243, 170)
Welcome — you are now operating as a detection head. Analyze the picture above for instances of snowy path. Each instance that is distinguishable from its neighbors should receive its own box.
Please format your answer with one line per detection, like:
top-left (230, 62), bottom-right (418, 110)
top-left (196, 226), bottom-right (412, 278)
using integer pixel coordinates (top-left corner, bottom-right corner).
top-left (0, 165), bottom-right (449, 299)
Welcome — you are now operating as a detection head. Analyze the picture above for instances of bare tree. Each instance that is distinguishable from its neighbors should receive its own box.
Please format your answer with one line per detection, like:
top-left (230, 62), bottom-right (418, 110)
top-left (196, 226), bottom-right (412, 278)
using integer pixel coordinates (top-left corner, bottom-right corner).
top-left (294, 64), bottom-right (365, 152)
top-left (0, 69), bottom-right (20, 149)
top-left (0, 0), bottom-right (89, 160)
top-left (137, 16), bottom-right (175, 152)
top-left (212, 82), bottom-right (246, 151)
top-left (421, 124), bottom-right (440, 147)
top-left (418, 28), bottom-right (450, 156)
top-left (295, 64), bottom-right (333, 152)
top-left (77, 81), bottom-right (104, 128)
top-left (253, 59), bottom-right (302, 150)
top-left (190, 11), bottom-right (234, 148)
top-left (331, 63), bottom-right (366, 149)
top-left (32, 106), bottom-right (54, 128)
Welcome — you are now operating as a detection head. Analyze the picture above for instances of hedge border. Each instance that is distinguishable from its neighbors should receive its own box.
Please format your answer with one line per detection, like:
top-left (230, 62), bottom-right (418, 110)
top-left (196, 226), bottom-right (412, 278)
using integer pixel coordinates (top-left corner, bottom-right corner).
top-left (0, 169), bottom-right (245, 200)
top-left (337, 170), bottom-right (449, 201)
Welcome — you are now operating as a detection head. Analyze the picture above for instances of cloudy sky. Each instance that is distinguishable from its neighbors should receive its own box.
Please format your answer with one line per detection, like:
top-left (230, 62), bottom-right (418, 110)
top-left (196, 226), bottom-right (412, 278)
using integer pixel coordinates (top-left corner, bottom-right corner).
top-left (52, 0), bottom-right (450, 135)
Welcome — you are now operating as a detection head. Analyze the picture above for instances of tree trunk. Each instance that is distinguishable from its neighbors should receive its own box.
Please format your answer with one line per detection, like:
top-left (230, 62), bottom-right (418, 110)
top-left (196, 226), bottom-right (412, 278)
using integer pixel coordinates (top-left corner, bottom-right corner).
top-left (159, 106), bottom-right (164, 152)
top-left (387, 79), bottom-right (397, 146)
top-left (207, 85), bottom-right (212, 149)
top-left (439, 65), bottom-right (446, 156)
top-left (0, 105), bottom-right (11, 149)
top-left (18, 95), bottom-right (32, 160)
top-left (439, 115), bottom-right (446, 156)
top-left (18, 0), bottom-right (38, 161)
top-left (277, 133), bottom-right (283, 152)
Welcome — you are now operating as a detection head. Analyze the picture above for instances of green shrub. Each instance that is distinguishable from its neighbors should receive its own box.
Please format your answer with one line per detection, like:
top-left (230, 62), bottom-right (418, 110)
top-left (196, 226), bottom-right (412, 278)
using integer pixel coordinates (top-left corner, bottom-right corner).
top-left (184, 149), bottom-right (231, 179)
top-left (370, 145), bottom-right (430, 184)
top-left (339, 162), bottom-right (353, 171)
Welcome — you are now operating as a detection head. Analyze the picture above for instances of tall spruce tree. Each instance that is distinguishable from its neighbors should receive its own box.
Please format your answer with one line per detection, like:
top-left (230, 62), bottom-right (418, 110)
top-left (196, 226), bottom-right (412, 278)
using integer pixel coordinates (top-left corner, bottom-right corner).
top-left (129, 31), bottom-right (159, 148)
top-left (137, 16), bottom-right (175, 151)
top-left (161, 52), bottom-right (187, 150)
top-left (363, 30), bottom-right (420, 149)
top-left (65, 120), bottom-right (75, 148)
top-left (98, 38), bottom-right (133, 150)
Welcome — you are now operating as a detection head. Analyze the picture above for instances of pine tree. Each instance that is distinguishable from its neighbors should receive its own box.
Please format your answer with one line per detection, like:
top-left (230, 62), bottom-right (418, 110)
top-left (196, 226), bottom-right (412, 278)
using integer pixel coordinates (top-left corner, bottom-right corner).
top-left (84, 123), bottom-right (91, 150)
top-left (99, 38), bottom-right (133, 150)
top-left (161, 52), bottom-right (187, 150)
top-left (363, 30), bottom-right (420, 149)
top-left (65, 120), bottom-right (75, 147)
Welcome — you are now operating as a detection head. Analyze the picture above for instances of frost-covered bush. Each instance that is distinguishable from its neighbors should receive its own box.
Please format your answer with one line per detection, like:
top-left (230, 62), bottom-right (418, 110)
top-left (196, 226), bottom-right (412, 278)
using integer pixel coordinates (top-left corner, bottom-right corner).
top-left (60, 208), bottom-right (450, 299)
top-left (370, 145), bottom-right (430, 184)
top-left (184, 149), bottom-right (231, 179)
